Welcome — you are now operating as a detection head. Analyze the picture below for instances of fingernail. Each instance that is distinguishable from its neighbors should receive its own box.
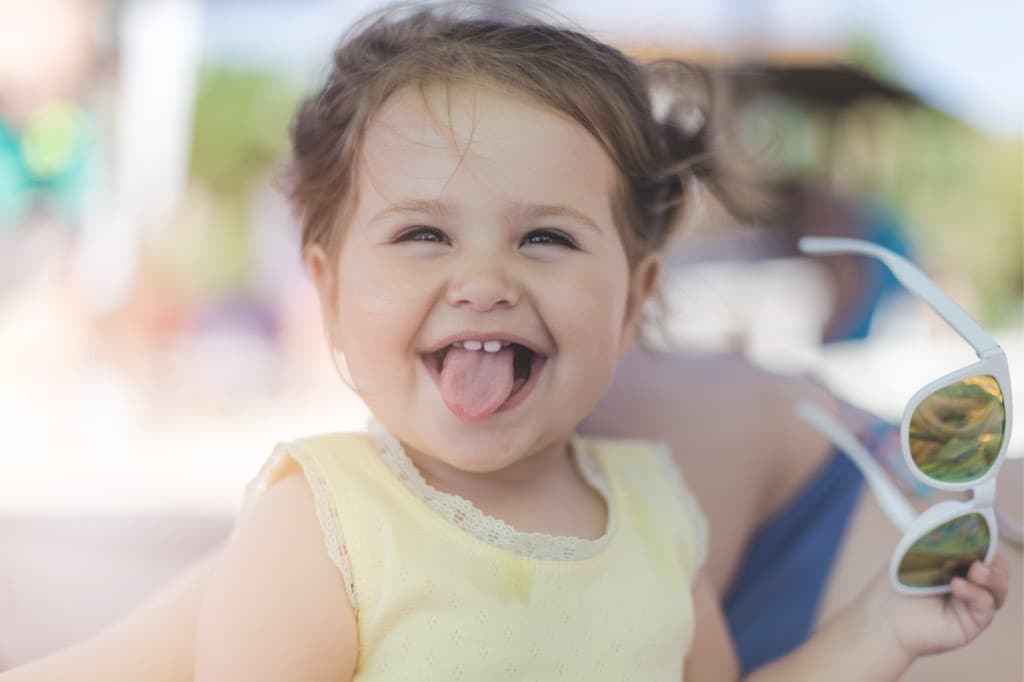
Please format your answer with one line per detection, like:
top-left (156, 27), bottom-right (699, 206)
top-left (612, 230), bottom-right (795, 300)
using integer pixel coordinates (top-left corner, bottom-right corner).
top-left (977, 564), bottom-right (991, 580)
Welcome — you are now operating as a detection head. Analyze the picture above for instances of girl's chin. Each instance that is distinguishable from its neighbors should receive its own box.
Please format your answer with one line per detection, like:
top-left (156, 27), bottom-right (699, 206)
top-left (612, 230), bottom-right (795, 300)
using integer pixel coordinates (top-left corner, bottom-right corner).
top-left (403, 432), bottom-right (528, 477)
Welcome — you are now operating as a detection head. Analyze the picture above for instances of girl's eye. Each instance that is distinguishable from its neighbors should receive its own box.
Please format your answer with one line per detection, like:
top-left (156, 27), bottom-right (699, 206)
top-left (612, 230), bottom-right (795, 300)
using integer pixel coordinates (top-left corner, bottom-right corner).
top-left (521, 230), bottom-right (577, 249)
top-left (395, 227), bottom-right (449, 244)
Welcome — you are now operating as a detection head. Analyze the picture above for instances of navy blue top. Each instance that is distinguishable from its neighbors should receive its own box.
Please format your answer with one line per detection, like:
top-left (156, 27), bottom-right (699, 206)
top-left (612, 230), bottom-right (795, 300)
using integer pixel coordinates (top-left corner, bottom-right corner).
top-left (721, 422), bottom-right (897, 672)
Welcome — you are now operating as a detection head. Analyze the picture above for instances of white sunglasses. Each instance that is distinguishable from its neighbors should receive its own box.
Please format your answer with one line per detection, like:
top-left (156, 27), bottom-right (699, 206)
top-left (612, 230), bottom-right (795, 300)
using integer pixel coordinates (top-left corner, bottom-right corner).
top-left (795, 237), bottom-right (1012, 596)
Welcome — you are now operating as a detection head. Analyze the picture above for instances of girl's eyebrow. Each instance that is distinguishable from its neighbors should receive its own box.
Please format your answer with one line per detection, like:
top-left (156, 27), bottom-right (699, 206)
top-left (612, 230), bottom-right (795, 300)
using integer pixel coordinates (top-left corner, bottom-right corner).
top-left (369, 199), bottom-right (601, 233)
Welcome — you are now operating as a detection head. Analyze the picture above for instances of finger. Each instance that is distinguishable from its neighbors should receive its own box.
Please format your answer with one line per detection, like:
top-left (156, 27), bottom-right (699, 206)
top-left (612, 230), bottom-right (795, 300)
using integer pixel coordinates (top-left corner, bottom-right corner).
top-left (966, 562), bottom-right (1002, 610)
top-left (951, 576), bottom-right (996, 622)
top-left (989, 551), bottom-right (1011, 579)
top-left (982, 555), bottom-right (1011, 609)
top-left (968, 559), bottom-right (1009, 610)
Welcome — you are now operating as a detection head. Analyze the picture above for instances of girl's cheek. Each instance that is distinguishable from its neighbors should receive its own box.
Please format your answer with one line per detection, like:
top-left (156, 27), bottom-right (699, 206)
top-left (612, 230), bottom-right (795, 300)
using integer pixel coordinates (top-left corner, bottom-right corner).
top-left (358, 256), bottom-right (438, 299)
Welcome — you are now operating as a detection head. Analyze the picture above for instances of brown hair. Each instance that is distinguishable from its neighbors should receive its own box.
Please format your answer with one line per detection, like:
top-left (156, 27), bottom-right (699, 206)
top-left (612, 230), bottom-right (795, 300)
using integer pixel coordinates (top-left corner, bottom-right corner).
top-left (283, 1), bottom-right (760, 269)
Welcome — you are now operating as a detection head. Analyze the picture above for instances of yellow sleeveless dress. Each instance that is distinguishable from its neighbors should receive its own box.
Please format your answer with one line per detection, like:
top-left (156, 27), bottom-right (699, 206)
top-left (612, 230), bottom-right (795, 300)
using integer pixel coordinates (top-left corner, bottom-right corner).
top-left (244, 422), bottom-right (709, 681)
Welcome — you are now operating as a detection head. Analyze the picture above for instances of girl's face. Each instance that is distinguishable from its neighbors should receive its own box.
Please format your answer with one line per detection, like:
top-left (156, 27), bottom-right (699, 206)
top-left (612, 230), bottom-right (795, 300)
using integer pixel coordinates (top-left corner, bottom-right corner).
top-left (308, 82), bottom-right (657, 474)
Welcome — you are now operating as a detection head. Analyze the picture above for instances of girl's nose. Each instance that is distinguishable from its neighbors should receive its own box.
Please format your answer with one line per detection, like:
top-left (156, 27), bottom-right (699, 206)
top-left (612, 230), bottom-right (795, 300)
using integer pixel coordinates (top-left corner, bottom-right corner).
top-left (445, 258), bottom-right (521, 312)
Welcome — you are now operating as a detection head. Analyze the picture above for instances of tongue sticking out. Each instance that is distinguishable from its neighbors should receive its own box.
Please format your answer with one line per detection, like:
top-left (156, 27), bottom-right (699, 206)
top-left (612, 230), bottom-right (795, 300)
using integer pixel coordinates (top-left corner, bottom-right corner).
top-left (439, 346), bottom-right (516, 420)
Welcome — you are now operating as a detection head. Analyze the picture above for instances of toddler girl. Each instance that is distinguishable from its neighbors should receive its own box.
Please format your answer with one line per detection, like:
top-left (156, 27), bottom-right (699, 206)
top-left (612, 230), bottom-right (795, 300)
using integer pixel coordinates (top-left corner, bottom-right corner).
top-left (194, 4), bottom-right (1009, 680)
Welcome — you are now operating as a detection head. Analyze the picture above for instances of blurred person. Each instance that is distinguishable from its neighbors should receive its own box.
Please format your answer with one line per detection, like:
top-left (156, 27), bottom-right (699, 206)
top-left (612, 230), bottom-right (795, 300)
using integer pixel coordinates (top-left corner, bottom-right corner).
top-left (0, 0), bottom-right (106, 316)
top-left (773, 179), bottom-right (916, 344)
top-left (1, 3), bottom-right (1017, 681)
top-left (0, 0), bottom-right (102, 239)
top-left (0, 0), bottom-right (113, 479)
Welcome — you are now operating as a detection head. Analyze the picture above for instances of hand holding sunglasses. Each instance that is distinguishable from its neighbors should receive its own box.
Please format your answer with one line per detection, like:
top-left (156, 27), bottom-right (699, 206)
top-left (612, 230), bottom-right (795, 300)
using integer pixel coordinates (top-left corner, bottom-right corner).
top-left (795, 236), bottom-right (1012, 596)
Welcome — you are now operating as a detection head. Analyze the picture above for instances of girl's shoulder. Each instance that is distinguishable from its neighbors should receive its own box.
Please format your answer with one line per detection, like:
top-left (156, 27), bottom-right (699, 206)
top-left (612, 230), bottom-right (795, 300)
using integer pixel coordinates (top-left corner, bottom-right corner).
top-left (575, 432), bottom-right (675, 465)
top-left (573, 434), bottom-right (680, 502)
top-left (242, 431), bottom-right (373, 514)
top-left (241, 431), bottom-right (376, 598)
top-left (196, 442), bottom-right (359, 680)
top-left (578, 434), bottom-right (709, 578)
top-left (575, 433), bottom-right (683, 483)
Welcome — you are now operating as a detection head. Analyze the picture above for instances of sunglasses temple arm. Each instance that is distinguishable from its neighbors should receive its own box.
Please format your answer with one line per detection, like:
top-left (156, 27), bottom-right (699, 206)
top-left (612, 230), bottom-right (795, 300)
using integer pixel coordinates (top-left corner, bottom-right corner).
top-left (795, 400), bottom-right (917, 532)
top-left (798, 237), bottom-right (1000, 357)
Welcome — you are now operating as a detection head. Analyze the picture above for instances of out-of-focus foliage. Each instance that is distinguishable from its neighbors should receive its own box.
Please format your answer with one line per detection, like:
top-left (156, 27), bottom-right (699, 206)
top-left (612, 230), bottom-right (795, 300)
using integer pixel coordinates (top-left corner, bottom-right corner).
top-left (740, 95), bottom-right (1022, 328)
top-left (834, 104), bottom-right (1022, 326)
top-left (189, 67), bottom-right (300, 193)
top-left (846, 31), bottom-right (894, 82)
top-left (151, 66), bottom-right (301, 298)
top-left (842, 37), bottom-right (1021, 326)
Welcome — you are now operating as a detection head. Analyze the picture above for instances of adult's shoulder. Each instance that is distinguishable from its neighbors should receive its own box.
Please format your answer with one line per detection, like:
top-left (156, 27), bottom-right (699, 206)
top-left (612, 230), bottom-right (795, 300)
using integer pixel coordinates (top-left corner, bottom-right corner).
top-left (584, 348), bottom-right (813, 445)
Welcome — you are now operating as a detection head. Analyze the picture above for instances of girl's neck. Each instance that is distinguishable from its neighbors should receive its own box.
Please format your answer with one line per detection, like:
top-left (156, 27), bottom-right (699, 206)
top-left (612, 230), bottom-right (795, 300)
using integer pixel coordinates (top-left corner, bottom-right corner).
top-left (402, 436), bottom-right (577, 501)
top-left (384, 428), bottom-right (609, 541)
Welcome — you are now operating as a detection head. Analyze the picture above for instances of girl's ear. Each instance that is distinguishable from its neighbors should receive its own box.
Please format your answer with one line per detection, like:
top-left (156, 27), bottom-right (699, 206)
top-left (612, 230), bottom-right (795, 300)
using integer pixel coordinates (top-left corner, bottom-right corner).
top-left (619, 253), bottom-right (660, 358)
top-left (305, 243), bottom-right (332, 298)
top-left (304, 243), bottom-right (357, 390)
top-left (304, 243), bottom-right (340, 339)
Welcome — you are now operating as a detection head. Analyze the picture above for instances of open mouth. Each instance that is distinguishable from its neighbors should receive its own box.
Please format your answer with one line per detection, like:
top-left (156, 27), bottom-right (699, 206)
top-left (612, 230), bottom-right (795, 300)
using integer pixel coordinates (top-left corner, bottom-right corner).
top-left (422, 341), bottom-right (548, 419)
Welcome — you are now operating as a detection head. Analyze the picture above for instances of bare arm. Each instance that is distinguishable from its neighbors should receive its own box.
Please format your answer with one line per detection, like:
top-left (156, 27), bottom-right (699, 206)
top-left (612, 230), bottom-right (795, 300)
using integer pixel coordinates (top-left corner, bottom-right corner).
top-left (683, 533), bottom-right (911, 682)
top-left (682, 571), bottom-right (920, 682)
top-left (0, 466), bottom-right (358, 679)
top-left (194, 473), bottom-right (356, 681)
top-left (682, 570), bottom-right (741, 681)
top-left (0, 546), bottom-right (220, 682)
top-left (742, 605), bottom-right (911, 682)
top-left (686, 555), bottom-right (1010, 682)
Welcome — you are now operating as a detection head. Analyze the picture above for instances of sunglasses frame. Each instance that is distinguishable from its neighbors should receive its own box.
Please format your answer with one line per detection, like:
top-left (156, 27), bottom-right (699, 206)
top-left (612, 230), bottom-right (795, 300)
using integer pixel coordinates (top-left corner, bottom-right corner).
top-left (795, 236), bottom-right (1012, 596)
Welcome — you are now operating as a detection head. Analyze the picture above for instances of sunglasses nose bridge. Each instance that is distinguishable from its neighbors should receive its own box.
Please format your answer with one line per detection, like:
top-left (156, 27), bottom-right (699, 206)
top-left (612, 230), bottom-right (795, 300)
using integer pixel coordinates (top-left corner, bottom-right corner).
top-left (972, 477), bottom-right (996, 508)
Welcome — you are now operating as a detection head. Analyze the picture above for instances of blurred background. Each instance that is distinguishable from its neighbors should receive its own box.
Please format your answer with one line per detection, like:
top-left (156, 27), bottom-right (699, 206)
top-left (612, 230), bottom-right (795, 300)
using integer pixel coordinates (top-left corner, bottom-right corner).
top-left (0, 0), bottom-right (1021, 670)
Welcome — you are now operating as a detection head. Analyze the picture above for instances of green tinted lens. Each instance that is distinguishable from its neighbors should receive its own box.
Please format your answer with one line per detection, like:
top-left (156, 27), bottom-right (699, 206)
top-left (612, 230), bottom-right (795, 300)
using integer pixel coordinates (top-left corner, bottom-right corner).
top-left (897, 513), bottom-right (990, 588)
top-left (908, 375), bottom-right (1005, 483)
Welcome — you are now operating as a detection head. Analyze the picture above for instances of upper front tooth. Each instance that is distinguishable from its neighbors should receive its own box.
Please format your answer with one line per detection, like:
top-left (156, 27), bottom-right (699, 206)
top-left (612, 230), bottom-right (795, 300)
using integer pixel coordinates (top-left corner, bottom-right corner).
top-left (483, 340), bottom-right (502, 352)
top-left (463, 340), bottom-right (483, 351)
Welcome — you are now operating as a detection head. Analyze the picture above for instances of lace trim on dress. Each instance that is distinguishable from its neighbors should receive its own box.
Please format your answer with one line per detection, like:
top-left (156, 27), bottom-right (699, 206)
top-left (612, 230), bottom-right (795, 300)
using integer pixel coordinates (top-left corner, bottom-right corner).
top-left (651, 443), bottom-right (709, 576)
top-left (367, 420), bottom-right (616, 561)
